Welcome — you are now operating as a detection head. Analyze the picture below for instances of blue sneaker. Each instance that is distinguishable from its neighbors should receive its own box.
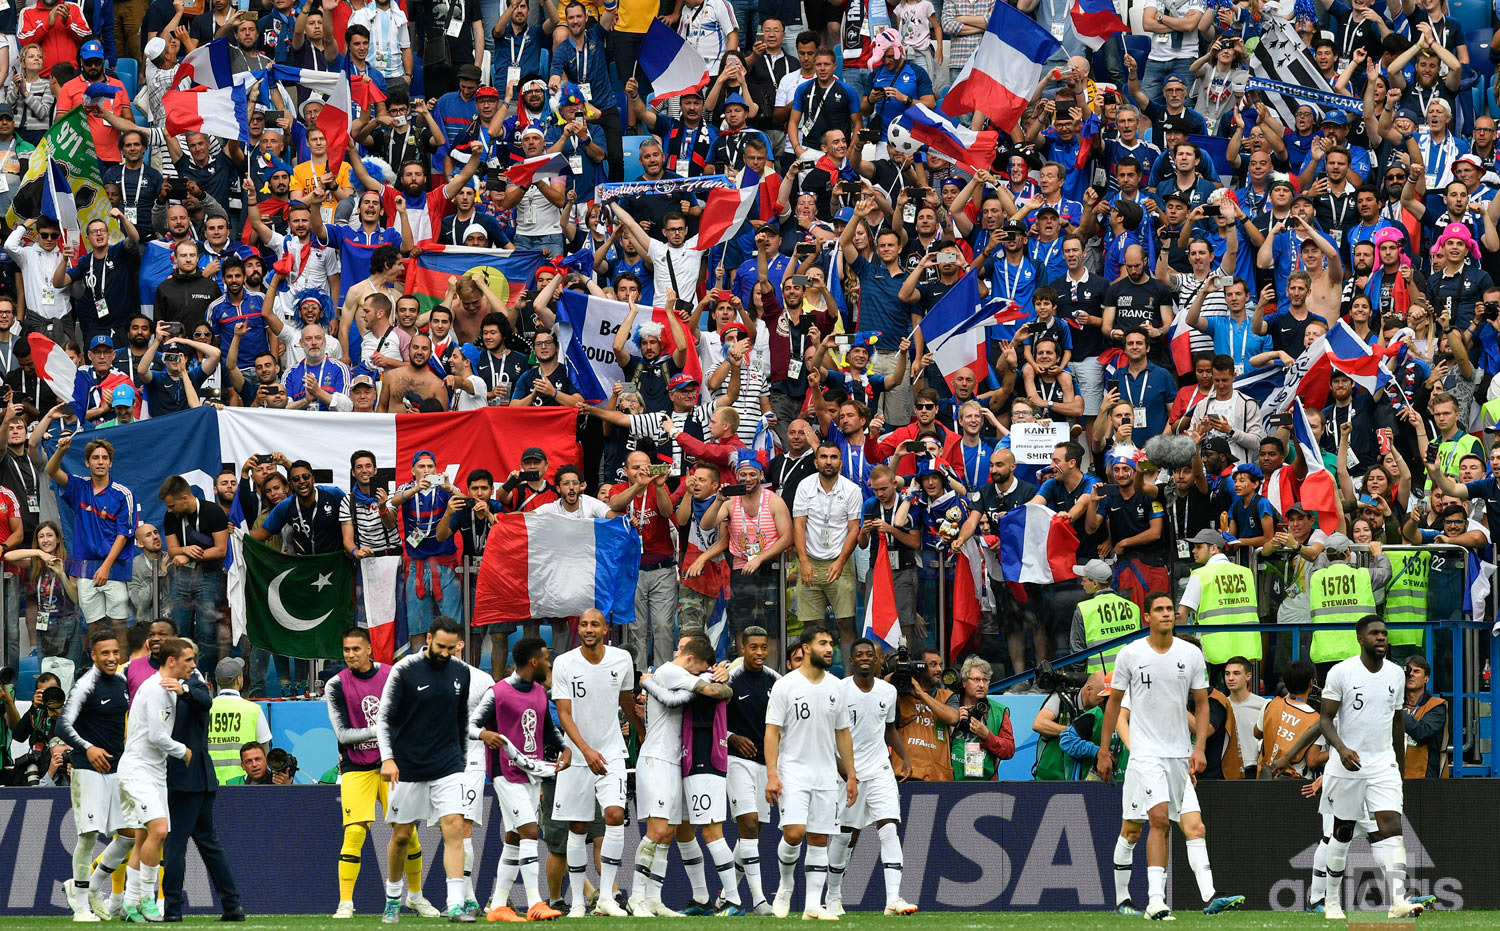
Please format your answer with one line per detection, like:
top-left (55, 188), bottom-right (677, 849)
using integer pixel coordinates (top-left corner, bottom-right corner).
top-left (1304, 900), bottom-right (1325, 914)
top-left (122, 905), bottom-right (146, 924)
top-left (381, 898), bottom-right (401, 924)
top-left (1116, 901), bottom-right (1142, 916)
top-left (1410, 894), bottom-right (1437, 909)
top-left (682, 899), bottom-right (715, 916)
top-left (1203, 895), bottom-right (1246, 915)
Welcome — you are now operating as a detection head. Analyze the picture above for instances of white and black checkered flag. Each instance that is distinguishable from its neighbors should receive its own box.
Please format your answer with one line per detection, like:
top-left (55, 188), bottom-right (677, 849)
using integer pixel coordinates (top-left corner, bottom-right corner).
top-left (1249, 16), bottom-right (1338, 126)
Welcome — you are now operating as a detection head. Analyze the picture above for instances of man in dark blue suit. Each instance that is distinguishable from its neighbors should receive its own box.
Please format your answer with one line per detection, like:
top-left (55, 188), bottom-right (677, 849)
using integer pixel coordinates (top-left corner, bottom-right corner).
top-left (163, 657), bottom-right (244, 921)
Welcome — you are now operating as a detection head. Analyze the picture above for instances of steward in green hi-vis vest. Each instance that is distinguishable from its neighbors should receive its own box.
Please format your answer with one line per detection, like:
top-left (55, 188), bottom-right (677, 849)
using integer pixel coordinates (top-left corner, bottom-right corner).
top-left (1078, 591), bottom-right (1141, 673)
top-left (1310, 562), bottom-right (1375, 663)
top-left (1191, 559), bottom-right (1261, 663)
top-left (207, 694), bottom-right (263, 779)
top-left (1384, 548), bottom-right (1429, 647)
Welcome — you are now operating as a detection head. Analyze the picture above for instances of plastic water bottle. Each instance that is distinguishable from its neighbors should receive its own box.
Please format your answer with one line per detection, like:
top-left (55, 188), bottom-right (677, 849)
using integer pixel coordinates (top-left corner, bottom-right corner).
top-left (1483, 660), bottom-right (1492, 691)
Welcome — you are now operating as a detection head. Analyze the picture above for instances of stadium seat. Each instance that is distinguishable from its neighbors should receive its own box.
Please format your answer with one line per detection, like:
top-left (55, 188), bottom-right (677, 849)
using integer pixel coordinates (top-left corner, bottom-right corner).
top-left (114, 58), bottom-right (138, 99)
top-left (1469, 28), bottom-right (1495, 80)
top-left (1451, 0), bottom-right (1490, 33)
top-left (410, 55), bottom-right (424, 99)
top-left (621, 135), bottom-right (655, 181)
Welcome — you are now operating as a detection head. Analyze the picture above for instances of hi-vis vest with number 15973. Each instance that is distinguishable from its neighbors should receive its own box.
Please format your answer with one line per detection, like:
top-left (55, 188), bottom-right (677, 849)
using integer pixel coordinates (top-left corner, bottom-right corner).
top-left (1309, 562), bottom-right (1375, 663)
top-left (207, 695), bottom-right (262, 779)
top-left (1078, 591), bottom-right (1141, 673)
top-left (1192, 560), bottom-right (1261, 663)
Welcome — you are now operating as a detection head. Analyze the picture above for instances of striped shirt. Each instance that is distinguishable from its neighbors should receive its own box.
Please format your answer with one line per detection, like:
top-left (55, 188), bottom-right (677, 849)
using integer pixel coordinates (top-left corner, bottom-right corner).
top-left (941, 0), bottom-right (996, 77)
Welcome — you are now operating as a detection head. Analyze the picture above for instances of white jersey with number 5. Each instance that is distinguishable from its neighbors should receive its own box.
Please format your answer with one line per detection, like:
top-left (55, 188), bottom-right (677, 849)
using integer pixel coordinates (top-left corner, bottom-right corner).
top-left (842, 677), bottom-right (897, 776)
top-left (1112, 637), bottom-right (1208, 759)
top-left (767, 668), bottom-right (851, 790)
top-left (552, 646), bottom-right (635, 761)
top-left (1321, 656), bottom-right (1404, 778)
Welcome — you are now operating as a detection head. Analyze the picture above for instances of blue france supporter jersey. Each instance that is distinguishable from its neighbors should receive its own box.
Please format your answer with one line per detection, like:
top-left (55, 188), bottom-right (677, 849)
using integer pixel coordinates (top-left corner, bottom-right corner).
top-left (325, 224), bottom-right (403, 301)
top-left (282, 357), bottom-right (352, 410)
top-left (63, 474), bottom-right (136, 582)
top-left (393, 480), bottom-right (458, 559)
top-left (208, 291), bottom-right (271, 369)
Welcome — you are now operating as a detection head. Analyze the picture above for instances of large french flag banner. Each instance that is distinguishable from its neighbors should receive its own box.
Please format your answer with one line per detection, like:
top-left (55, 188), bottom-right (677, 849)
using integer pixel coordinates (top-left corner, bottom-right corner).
top-left (177, 38), bottom-right (239, 89)
top-left (942, 3), bottom-right (1062, 132)
top-left (505, 151), bottom-right (571, 187)
top-left (690, 184), bottom-right (763, 251)
top-left (1069, 0), bottom-right (1130, 51)
top-left (998, 504), bottom-right (1080, 584)
top-left (163, 86), bottom-right (251, 144)
top-left (270, 65), bottom-right (354, 167)
top-left (891, 104), bottom-right (999, 171)
top-left (556, 291), bottom-right (704, 402)
top-left (864, 536), bottom-right (902, 650)
top-left (917, 272), bottom-right (990, 389)
top-left (638, 18), bottom-right (711, 105)
top-left (473, 514), bottom-right (641, 626)
top-left (1291, 398), bottom-right (1340, 533)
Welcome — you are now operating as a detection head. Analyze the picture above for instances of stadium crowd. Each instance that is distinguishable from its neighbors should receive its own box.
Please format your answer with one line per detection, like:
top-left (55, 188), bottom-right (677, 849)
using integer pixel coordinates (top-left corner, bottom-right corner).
top-left (0, 0), bottom-right (1496, 778)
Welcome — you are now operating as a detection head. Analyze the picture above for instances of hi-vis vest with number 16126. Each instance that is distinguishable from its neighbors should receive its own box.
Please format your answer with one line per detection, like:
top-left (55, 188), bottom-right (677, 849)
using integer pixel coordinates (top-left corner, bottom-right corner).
top-left (1078, 591), bottom-right (1141, 673)
top-left (1309, 563), bottom-right (1375, 663)
top-left (1192, 560), bottom-right (1261, 663)
top-left (207, 695), bottom-right (262, 778)
top-left (1385, 548), bottom-right (1429, 647)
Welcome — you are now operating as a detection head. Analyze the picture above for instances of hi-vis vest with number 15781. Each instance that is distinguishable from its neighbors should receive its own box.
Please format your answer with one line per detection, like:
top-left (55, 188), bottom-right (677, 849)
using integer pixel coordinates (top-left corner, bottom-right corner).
top-left (1192, 560), bottom-right (1261, 663)
top-left (1309, 563), bottom-right (1375, 663)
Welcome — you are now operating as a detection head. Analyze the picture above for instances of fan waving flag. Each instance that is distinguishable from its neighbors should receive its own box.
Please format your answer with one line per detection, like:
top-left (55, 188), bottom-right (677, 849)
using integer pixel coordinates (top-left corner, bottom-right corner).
top-left (269, 65), bottom-right (353, 167)
top-left (917, 272), bottom-right (990, 390)
top-left (864, 536), bottom-right (902, 650)
top-left (941, 3), bottom-right (1062, 132)
top-left (951, 536), bottom-right (993, 660)
top-left (1291, 399), bottom-right (1340, 533)
top-left (473, 514), bottom-right (641, 624)
top-left (556, 291), bottom-right (704, 402)
top-left (1167, 311), bottom-right (1196, 376)
top-left (638, 18), bottom-right (712, 105)
top-left (891, 103), bottom-right (999, 172)
top-left (506, 151), bottom-right (570, 187)
top-left (39, 158), bottom-right (79, 239)
top-left (177, 38), bottom-right (237, 89)
top-left (998, 504), bottom-right (1080, 584)
top-left (163, 86), bottom-right (250, 144)
top-left (27, 333), bottom-right (90, 421)
top-left (229, 533), bottom-right (355, 660)
top-left (1070, 0), bottom-right (1129, 50)
top-left (405, 247), bottom-right (548, 314)
top-left (690, 185), bottom-right (763, 251)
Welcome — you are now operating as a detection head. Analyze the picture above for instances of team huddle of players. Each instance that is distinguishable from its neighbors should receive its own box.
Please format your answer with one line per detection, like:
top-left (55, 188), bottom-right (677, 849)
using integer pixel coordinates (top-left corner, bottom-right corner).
top-left (329, 611), bottom-right (917, 922)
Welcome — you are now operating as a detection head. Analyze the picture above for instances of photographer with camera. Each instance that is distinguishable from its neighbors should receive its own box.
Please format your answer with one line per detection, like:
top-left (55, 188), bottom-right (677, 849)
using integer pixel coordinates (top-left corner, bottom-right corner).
top-left (225, 743), bottom-right (292, 786)
top-left (6, 671), bottom-right (66, 786)
top-left (889, 648), bottom-right (958, 782)
top-left (1034, 671), bottom-right (1129, 781)
top-left (946, 657), bottom-right (1014, 781)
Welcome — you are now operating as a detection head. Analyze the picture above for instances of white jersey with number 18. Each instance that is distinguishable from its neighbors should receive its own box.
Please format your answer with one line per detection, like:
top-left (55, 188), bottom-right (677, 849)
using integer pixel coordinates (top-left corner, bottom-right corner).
top-left (1112, 637), bottom-right (1208, 759)
top-left (767, 668), bottom-right (851, 790)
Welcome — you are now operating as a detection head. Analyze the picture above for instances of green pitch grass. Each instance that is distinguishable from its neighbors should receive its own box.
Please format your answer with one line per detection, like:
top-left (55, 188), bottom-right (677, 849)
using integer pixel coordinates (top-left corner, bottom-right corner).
top-left (4, 913), bottom-right (1498, 930)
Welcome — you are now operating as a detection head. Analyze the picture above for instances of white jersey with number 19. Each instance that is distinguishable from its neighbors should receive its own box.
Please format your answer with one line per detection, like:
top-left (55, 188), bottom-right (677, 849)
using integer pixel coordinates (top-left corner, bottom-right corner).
top-left (552, 646), bottom-right (635, 761)
top-left (767, 668), bottom-right (851, 790)
top-left (1111, 637), bottom-right (1208, 759)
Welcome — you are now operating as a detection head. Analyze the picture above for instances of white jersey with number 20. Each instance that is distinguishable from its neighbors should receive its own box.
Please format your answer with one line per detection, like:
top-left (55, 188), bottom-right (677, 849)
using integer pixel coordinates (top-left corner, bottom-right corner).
top-left (1111, 637), bottom-right (1208, 759)
top-left (767, 668), bottom-right (851, 791)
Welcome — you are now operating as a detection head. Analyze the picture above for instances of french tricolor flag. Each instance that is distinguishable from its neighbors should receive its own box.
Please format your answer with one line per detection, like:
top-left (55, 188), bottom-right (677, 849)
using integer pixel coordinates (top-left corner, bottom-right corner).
top-left (1296, 320), bottom-right (1396, 409)
top-left (638, 18), bottom-right (711, 105)
top-left (1168, 311), bottom-right (1196, 376)
top-left (1069, 0), bottom-right (1130, 51)
top-left (163, 86), bottom-right (251, 144)
top-left (863, 536), bottom-right (902, 650)
top-left (1291, 398), bottom-right (1340, 533)
top-left (918, 272), bottom-right (990, 390)
top-left (505, 151), bottom-right (570, 187)
top-left (177, 38), bottom-right (238, 90)
top-left (690, 184), bottom-right (762, 251)
top-left (473, 513), bottom-right (641, 625)
top-left (942, 3), bottom-right (1062, 132)
top-left (270, 65), bottom-right (354, 168)
top-left (891, 103), bottom-right (999, 172)
top-left (998, 504), bottom-right (1080, 584)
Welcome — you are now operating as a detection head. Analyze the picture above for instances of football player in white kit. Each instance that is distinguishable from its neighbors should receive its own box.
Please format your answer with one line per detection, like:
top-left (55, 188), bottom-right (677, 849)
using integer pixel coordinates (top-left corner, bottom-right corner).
top-left (630, 634), bottom-right (729, 917)
top-left (1269, 616), bottom-right (1427, 920)
top-left (116, 637), bottom-right (197, 923)
top-left (1096, 592), bottom-right (1244, 920)
top-left (551, 609), bottom-right (642, 917)
top-left (765, 626), bottom-right (858, 921)
top-left (456, 639), bottom-right (496, 916)
top-left (824, 639), bottom-right (917, 916)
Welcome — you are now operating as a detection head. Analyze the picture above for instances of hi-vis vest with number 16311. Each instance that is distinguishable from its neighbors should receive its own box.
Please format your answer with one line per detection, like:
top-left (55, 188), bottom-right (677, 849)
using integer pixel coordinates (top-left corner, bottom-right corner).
top-left (1192, 560), bottom-right (1261, 663)
top-left (1078, 591), bottom-right (1141, 673)
top-left (1385, 548), bottom-right (1429, 647)
top-left (1309, 562), bottom-right (1375, 663)
top-left (207, 694), bottom-right (262, 778)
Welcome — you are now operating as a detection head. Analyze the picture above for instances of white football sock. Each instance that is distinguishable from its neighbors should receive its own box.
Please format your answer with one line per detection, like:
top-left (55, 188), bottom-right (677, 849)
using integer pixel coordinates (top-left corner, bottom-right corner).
top-left (777, 839), bottom-right (800, 896)
top-left (567, 831), bottom-right (590, 908)
top-left (630, 839), bottom-right (656, 902)
top-left (707, 838), bottom-right (739, 906)
top-left (446, 877), bottom-right (465, 912)
top-left (803, 845), bottom-right (828, 915)
top-left (1326, 837), bottom-right (1351, 913)
top-left (1372, 836), bottom-right (1408, 904)
top-left (737, 840), bottom-right (766, 906)
top-left (1113, 836), bottom-right (1137, 906)
top-left (384, 878), bottom-right (404, 900)
top-left (462, 837), bottom-right (475, 903)
top-left (600, 824), bottom-right (625, 901)
top-left (1310, 837), bottom-right (1329, 905)
top-left (646, 842), bottom-right (668, 904)
top-left (124, 866), bottom-right (142, 907)
top-left (825, 832), bottom-right (851, 902)
top-left (89, 834), bottom-right (133, 893)
top-left (519, 838), bottom-right (542, 908)
top-left (878, 823), bottom-right (905, 907)
top-left (1147, 866), bottom-right (1166, 906)
top-left (491, 842), bottom-right (520, 909)
top-left (1185, 837), bottom-right (1215, 902)
top-left (678, 839), bottom-right (708, 904)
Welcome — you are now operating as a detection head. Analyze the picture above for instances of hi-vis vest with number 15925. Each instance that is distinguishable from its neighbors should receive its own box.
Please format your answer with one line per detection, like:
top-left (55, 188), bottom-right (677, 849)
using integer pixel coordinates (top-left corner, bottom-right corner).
top-left (1078, 591), bottom-right (1141, 673)
top-left (1192, 560), bottom-right (1261, 663)
top-left (1384, 548), bottom-right (1429, 647)
top-left (1309, 562), bottom-right (1375, 663)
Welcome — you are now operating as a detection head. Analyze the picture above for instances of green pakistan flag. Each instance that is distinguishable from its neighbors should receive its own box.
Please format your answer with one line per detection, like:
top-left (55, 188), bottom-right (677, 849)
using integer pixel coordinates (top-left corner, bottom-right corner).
top-left (240, 534), bottom-right (354, 659)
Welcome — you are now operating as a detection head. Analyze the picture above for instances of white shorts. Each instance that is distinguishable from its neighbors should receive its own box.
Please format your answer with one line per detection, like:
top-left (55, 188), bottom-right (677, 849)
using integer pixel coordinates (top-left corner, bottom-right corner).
top-left (684, 773), bottom-right (727, 826)
top-left (461, 769), bottom-right (486, 825)
top-left (77, 578), bottom-right (128, 624)
top-left (1121, 756), bottom-right (1200, 823)
top-left (386, 771), bottom-right (467, 826)
top-left (1321, 811), bottom-right (1378, 838)
top-left (778, 780), bottom-right (840, 836)
top-left (118, 777), bottom-right (169, 831)
top-left (552, 756), bottom-right (627, 822)
top-left (72, 770), bottom-right (124, 836)
top-left (636, 756), bottom-right (685, 823)
top-left (727, 757), bottom-right (769, 821)
top-left (843, 766), bottom-right (900, 830)
top-left (493, 777), bottom-right (542, 833)
top-left (1319, 766), bottom-right (1403, 823)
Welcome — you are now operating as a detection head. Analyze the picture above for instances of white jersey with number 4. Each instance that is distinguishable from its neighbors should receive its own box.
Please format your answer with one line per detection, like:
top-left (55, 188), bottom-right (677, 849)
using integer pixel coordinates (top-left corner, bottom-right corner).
top-left (842, 677), bottom-right (897, 776)
top-left (552, 646), bottom-right (635, 761)
top-left (1112, 637), bottom-right (1208, 759)
top-left (1322, 656), bottom-right (1405, 778)
top-left (767, 668), bottom-right (851, 790)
